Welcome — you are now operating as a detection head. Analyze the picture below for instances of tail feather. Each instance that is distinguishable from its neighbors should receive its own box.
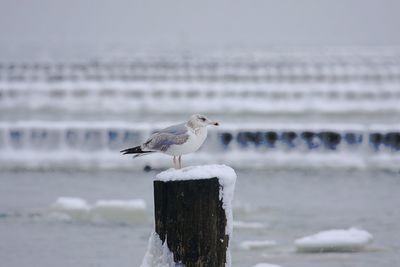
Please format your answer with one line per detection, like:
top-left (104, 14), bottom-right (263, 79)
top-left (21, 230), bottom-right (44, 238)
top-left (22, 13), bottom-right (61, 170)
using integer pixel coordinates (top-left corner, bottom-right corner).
top-left (120, 146), bottom-right (152, 155)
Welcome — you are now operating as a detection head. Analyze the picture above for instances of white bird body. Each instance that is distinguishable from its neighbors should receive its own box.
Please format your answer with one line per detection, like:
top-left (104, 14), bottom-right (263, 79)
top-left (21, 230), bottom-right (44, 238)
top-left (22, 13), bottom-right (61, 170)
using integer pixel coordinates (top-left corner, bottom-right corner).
top-left (121, 114), bottom-right (218, 169)
top-left (165, 125), bottom-right (207, 156)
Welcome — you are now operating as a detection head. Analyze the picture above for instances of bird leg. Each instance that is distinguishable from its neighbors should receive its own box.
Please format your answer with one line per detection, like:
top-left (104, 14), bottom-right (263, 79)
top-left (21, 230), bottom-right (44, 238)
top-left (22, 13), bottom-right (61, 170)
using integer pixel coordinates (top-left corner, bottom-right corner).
top-left (178, 156), bottom-right (182, 169)
top-left (173, 156), bottom-right (177, 169)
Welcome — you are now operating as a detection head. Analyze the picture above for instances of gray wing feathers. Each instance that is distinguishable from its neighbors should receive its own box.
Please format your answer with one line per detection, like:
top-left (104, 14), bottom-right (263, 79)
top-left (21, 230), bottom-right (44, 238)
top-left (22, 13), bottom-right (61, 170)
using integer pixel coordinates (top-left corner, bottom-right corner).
top-left (155, 123), bottom-right (188, 135)
top-left (143, 132), bottom-right (189, 152)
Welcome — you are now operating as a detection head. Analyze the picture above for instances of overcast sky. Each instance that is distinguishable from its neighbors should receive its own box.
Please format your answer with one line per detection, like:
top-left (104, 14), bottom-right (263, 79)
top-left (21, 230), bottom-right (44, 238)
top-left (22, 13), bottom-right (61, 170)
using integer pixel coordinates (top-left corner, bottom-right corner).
top-left (0, 0), bottom-right (399, 58)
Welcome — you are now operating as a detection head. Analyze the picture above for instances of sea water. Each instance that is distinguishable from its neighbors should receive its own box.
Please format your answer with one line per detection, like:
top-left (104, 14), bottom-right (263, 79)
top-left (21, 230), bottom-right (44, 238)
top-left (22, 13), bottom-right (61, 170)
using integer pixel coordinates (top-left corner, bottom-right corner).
top-left (0, 168), bottom-right (399, 267)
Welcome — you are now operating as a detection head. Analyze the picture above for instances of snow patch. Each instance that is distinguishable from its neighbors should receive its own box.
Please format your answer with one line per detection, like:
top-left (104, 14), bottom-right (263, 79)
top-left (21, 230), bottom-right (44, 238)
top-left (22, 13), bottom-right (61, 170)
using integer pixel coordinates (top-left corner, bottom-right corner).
top-left (295, 228), bottom-right (373, 252)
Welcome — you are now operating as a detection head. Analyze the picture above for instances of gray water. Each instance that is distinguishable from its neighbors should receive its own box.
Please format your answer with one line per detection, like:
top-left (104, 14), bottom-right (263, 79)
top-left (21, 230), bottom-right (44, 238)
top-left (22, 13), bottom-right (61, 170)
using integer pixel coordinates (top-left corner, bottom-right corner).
top-left (1, 168), bottom-right (399, 267)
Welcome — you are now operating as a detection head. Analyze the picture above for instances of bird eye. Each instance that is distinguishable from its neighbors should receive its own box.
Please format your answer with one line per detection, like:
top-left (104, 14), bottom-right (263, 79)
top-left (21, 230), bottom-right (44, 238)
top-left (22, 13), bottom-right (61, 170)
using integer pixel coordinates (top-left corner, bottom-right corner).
top-left (201, 117), bottom-right (206, 121)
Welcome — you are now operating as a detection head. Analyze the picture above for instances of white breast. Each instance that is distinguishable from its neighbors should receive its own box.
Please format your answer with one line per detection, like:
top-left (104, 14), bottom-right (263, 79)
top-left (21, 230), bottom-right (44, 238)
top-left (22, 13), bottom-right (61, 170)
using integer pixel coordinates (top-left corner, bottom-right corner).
top-left (165, 127), bottom-right (208, 156)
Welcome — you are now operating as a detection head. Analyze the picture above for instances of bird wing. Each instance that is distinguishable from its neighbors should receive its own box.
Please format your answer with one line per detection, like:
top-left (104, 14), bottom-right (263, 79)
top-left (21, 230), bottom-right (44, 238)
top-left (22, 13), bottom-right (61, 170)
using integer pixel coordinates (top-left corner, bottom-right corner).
top-left (154, 122), bottom-right (188, 135)
top-left (143, 132), bottom-right (189, 152)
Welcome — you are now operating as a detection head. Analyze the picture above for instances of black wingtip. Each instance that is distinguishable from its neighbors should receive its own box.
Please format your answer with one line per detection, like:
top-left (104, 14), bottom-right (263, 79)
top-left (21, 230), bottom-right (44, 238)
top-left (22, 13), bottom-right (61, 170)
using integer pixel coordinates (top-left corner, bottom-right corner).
top-left (120, 146), bottom-right (151, 155)
top-left (120, 148), bottom-right (137, 155)
top-left (120, 150), bottom-right (130, 155)
top-left (120, 148), bottom-right (130, 154)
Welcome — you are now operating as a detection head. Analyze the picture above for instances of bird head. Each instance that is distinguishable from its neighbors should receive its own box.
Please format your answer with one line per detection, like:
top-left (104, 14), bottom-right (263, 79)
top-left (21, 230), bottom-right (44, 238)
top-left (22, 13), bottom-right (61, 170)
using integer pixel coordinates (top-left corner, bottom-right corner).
top-left (189, 114), bottom-right (219, 128)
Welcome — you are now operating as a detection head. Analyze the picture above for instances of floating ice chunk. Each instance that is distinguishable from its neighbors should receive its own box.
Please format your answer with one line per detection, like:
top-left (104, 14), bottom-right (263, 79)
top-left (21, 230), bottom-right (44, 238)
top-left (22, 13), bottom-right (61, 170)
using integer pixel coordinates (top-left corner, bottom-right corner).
top-left (46, 212), bottom-right (73, 222)
top-left (233, 220), bottom-right (266, 230)
top-left (295, 228), bottom-right (373, 252)
top-left (52, 197), bottom-right (90, 210)
top-left (94, 199), bottom-right (146, 210)
top-left (240, 240), bottom-right (277, 250)
top-left (252, 263), bottom-right (282, 267)
top-left (51, 197), bottom-right (90, 221)
top-left (140, 232), bottom-right (175, 267)
top-left (91, 199), bottom-right (147, 224)
top-left (49, 197), bottom-right (147, 224)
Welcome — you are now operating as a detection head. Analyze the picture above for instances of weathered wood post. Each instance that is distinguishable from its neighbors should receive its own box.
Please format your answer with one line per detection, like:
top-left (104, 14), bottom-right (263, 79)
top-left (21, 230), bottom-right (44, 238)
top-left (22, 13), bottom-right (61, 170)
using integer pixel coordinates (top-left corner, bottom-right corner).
top-left (147, 165), bottom-right (236, 267)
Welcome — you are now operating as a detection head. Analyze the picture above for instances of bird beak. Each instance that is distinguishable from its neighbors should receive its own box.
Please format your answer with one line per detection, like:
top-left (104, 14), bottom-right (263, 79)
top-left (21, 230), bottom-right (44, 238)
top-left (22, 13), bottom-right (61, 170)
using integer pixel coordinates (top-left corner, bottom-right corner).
top-left (212, 121), bottom-right (219, 126)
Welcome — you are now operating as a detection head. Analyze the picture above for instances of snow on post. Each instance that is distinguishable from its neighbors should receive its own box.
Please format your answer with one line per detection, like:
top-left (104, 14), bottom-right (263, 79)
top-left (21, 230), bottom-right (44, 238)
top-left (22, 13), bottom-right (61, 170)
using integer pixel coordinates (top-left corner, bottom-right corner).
top-left (146, 164), bottom-right (236, 267)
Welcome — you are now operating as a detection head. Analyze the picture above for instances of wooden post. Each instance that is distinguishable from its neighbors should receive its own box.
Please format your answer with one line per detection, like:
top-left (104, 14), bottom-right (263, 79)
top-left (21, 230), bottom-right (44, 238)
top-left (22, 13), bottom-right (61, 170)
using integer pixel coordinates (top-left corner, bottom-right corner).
top-left (154, 177), bottom-right (229, 267)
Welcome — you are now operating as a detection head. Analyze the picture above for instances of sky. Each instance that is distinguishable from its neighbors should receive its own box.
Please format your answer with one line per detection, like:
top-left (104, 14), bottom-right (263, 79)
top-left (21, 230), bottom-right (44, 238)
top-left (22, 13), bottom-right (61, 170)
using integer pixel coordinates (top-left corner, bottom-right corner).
top-left (0, 0), bottom-right (399, 59)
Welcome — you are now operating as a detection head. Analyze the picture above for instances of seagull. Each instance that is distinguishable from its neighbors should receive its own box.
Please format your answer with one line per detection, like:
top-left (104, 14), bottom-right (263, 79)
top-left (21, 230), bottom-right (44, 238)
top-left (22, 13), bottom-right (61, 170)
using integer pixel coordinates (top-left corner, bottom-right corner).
top-left (120, 114), bottom-right (219, 169)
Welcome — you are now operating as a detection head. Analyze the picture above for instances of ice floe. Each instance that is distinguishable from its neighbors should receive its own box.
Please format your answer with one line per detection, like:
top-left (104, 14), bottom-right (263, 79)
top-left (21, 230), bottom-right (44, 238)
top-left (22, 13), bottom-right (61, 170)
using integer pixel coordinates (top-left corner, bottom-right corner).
top-left (51, 197), bottom-right (91, 221)
top-left (294, 228), bottom-right (373, 252)
top-left (239, 240), bottom-right (277, 250)
top-left (49, 197), bottom-right (147, 224)
top-left (91, 199), bottom-right (147, 224)
top-left (233, 220), bottom-right (266, 230)
top-left (252, 263), bottom-right (282, 267)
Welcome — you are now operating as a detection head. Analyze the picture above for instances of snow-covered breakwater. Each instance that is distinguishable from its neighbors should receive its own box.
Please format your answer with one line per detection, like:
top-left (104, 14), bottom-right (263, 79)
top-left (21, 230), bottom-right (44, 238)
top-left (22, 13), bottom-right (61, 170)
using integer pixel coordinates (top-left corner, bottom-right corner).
top-left (0, 121), bottom-right (399, 170)
top-left (1, 81), bottom-right (400, 115)
top-left (2, 121), bottom-right (400, 153)
top-left (1, 49), bottom-right (400, 116)
top-left (1, 49), bottom-right (400, 170)
top-left (1, 49), bottom-right (399, 83)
